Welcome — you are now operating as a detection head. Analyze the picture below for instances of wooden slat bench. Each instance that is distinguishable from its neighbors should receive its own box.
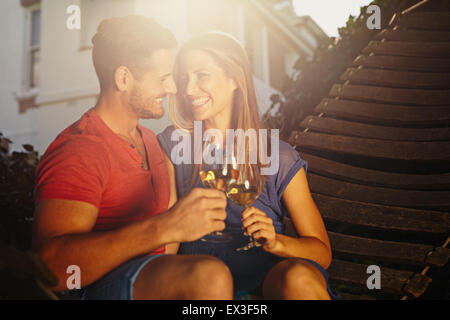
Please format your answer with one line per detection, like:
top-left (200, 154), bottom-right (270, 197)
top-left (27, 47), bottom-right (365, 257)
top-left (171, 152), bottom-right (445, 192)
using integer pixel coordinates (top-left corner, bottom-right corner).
top-left (312, 193), bottom-right (450, 234)
top-left (353, 54), bottom-right (450, 72)
top-left (302, 153), bottom-right (450, 190)
top-left (314, 98), bottom-right (450, 126)
top-left (340, 67), bottom-right (450, 89)
top-left (299, 116), bottom-right (450, 141)
top-left (286, 3), bottom-right (450, 299)
top-left (329, 84), bottom-right (450, 105)
top-left (327, 259), bottom-right (431, 298)
top-left (362, 40), bottom-right (450, 58)
top-left (375, 29), bottom-right (450, 42)
top-left (290, 131), bottom-right (450, 162)
top-left (307, 173), bottom-right (450, 211)
top-left (283, 217), bottom-right (441, 299)
top-left (328, 232), bottom-right (449, 267)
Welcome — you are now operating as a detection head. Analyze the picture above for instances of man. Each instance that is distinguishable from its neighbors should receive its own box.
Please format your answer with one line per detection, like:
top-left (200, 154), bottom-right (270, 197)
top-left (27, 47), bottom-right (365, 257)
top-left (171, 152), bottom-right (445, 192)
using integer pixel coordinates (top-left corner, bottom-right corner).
top-left (32, 16), bottom-right (233, 300)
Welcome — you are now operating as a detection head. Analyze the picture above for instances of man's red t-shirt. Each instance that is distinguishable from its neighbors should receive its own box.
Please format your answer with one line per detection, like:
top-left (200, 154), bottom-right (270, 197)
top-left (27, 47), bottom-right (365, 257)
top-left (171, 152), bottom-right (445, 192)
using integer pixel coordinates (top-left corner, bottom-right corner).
top-left (34, 108), bottom-right (170, 255)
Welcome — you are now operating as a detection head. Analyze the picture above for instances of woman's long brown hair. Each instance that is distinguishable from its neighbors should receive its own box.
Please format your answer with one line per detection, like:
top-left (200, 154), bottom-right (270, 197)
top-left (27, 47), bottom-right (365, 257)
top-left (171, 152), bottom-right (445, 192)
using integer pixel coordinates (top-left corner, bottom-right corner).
top-left (169, 31), bottom-right (269, 187)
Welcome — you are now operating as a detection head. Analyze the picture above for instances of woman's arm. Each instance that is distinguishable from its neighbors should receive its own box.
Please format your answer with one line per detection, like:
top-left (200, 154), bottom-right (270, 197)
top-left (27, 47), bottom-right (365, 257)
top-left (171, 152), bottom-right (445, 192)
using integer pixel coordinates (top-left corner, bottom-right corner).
top-left (242, 167), bottom-right (332, 269)
top-left (163, 152), bottom-right (180, 254)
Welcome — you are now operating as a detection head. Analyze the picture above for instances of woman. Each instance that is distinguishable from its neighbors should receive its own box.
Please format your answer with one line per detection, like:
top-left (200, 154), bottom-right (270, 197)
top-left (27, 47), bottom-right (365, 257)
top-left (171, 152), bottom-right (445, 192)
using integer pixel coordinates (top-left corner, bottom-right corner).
top-left (158, 32), bottom-right (336, 299)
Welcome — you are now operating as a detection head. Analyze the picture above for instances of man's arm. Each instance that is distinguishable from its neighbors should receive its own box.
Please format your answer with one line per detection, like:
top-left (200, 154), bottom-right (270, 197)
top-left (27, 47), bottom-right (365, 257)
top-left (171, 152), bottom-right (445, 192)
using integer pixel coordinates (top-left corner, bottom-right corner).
top-left (33, 199), bottom-right (173, 291)
top-left (33, 188), bottom-right (227, 292)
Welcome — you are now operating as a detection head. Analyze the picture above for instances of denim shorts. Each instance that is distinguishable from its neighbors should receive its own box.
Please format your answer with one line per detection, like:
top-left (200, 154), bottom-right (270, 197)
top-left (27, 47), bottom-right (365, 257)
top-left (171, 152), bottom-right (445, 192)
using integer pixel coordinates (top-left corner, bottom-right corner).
top-left (80, 252), bottom-right (339, 300)
top-left (179, 236), bottom-right (340, 299)
top-left (233, 256), bottom-right (340, 300)
top-left (81, 254), bottom-right (166, 300)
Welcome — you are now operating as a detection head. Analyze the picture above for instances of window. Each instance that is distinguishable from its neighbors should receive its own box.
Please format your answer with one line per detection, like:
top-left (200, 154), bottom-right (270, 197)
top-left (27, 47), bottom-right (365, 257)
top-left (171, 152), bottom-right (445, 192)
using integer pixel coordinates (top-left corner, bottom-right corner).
top-left (16, 0), bottom-right (41, 113)
top-left (29, 8), bottom-right (40, 88)
top-left (80, 0), bottom-right (135, 49)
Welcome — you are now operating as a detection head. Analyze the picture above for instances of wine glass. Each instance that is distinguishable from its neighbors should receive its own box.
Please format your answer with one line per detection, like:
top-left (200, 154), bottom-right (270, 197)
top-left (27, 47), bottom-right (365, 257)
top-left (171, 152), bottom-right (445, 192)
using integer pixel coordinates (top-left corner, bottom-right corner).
top-left (198, 142), bottom-right (237, 243)
top-left (226, 163), bottom-right (263, 251)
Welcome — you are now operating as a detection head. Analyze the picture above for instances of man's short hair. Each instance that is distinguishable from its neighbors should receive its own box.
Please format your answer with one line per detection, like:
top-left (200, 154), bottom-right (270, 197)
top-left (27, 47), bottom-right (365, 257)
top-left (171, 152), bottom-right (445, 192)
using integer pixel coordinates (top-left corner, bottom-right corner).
top-left (92, 15), bottom-right (177, 89)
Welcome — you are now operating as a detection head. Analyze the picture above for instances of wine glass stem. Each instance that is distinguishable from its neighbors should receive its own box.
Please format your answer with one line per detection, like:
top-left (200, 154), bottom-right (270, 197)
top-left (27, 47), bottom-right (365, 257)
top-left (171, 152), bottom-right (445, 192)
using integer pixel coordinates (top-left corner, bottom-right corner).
top-left (243, 205), bottom-right (257, 247)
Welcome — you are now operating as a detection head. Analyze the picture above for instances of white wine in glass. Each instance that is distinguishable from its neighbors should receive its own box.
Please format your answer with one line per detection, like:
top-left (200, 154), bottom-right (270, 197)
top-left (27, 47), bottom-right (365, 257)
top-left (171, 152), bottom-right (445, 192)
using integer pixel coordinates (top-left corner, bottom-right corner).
top-left (226, 164), bottom-right (263, 251)
top-left (198, 143), bottom-right (238, 243)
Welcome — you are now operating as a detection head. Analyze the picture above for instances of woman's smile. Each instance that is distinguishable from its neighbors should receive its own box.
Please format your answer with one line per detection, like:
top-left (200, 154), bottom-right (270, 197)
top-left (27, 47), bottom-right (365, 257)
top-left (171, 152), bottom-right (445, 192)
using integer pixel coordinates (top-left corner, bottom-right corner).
top-left (190, 96), bottom-right (211, 109)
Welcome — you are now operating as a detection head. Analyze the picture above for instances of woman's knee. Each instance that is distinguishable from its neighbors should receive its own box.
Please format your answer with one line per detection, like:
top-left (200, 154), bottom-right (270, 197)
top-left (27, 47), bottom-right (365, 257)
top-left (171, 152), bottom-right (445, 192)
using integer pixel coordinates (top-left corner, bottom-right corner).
top-left (283, 260), bottom-right (322, 284)
top-left (265, 259), bottom-right (329, 299)
top-left (187, 255), bottom-right (233, 298)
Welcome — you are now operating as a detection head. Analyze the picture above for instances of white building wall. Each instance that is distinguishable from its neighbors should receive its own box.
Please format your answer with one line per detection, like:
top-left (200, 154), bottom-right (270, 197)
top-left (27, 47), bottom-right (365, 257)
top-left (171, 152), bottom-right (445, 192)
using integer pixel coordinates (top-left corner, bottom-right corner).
top-left (299, 26), bottom-right (318, 49)
top-left (39, 0), bottom-right (99, 104)
top-left (34, 0), bottom-right (100, 152)
top-left (0, 0), bottom-right (40, 151)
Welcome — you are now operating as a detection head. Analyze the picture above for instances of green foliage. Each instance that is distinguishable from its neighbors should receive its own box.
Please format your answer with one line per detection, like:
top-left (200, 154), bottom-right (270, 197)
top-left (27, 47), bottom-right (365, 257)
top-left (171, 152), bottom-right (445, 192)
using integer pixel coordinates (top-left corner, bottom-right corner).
top-left (261, 0), bottom-right (405, 140)
top-left (0, 133), bottom-right (39, 251)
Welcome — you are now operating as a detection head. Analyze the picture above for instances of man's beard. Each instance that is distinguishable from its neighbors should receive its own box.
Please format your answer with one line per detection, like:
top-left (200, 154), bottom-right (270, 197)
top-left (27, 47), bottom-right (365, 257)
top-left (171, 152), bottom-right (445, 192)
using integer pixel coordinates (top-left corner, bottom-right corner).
top-left (129, 86), bottom-right (165, 119)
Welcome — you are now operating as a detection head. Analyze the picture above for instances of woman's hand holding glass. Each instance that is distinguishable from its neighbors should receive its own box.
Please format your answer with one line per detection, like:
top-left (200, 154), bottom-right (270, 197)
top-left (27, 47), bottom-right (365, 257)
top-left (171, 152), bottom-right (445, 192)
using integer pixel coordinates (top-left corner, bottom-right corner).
top-left (241, 207), bottom-right (277, 251)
